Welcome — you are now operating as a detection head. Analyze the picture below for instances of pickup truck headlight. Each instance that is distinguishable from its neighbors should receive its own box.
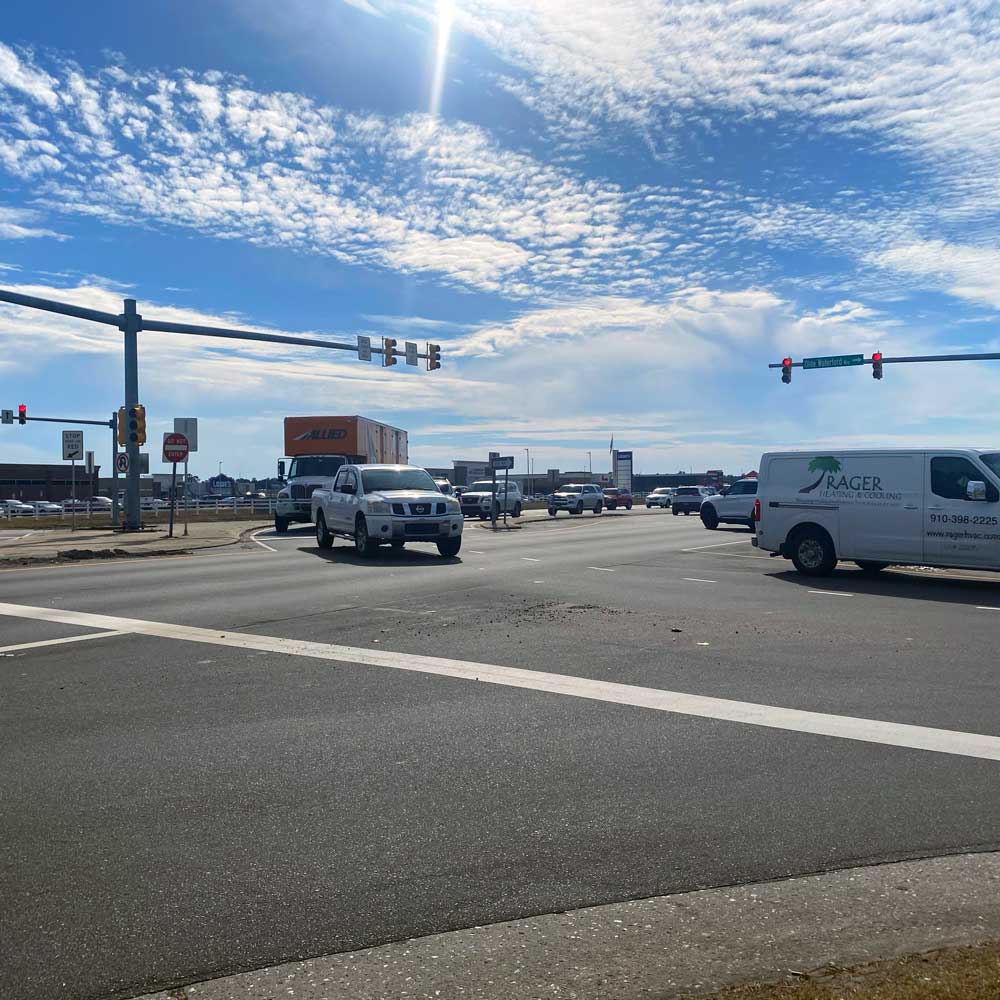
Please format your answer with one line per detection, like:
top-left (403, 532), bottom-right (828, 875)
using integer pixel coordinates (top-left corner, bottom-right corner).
top-left (368, 500), bottom-right (391, 514)
top-left (446, 498), bottom-right (460, 513)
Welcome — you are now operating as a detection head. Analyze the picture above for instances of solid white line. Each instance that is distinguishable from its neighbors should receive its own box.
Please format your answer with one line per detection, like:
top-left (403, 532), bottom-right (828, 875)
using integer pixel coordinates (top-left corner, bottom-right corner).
top-left (0, 630), bottom-right (126, 653)
top-left (683, 577), bottom-right (717, 584)
top-left (0, 601), bottom-right (997, 762)
top-left (976, 606), bottom-right (1000, 611)
top-left (588, 566), bottom-right (615, 572)
top-left (522, 557), bottom-right (541, 562)
top-left (249, 529), bottom-right (277, 553)
top-left (681, 539), bottom-right (754, 553)
top-left (809, 590), bottom-right (853, 598)
top-left (468, 550), bottom-right (485, 554)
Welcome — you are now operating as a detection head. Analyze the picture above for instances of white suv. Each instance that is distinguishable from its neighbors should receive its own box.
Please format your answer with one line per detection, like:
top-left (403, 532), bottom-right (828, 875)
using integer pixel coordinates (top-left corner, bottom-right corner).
top-left (699, 479), bottom-right (758, 530)
top-left (459, 480), bottom-right (523, 519)
top-left (645, 487), bottom-right (673, 508)
top-left (548, 483), bottom-right (604, 516)
top-left (311, 464), bottom-right (463, 557)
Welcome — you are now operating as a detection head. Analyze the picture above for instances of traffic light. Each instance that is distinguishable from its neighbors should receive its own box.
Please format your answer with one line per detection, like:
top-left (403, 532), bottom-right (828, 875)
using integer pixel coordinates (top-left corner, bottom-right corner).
top-left (17, 403), bottom-right (26, 425)
top-left (427, 343), bottom-right (441, 371)
top-left (781, 357), bottom-right (792, 384)
top-left (117, 406), bottom-right (127, 446)
top-left (120, 404), bottom-right (147, 445)
top-left (872, 351), bottom-right (883, 380)
top-left (382, 337), bottom-right (397, 366)
top-left (133, 404), bottom-right (146, 445)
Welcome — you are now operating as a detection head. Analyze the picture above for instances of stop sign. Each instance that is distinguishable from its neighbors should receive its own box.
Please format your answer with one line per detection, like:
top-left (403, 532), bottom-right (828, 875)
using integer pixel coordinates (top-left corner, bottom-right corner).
top-left (162, 432), bottom-right (190, 464)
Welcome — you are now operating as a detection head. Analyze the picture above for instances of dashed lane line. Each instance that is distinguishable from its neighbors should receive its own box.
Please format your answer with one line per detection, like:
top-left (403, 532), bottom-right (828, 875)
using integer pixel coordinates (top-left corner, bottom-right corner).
top-left (588, 566), bottom-right (615, 572)
top-left (683, 577), bottom-right (717, 584)
top-left (976, 606), bottom-right (1000, 611)
top-left (681, 538), bottom-right (755, 553)
top-left (0, 630), bottom-right (126, 653)
top-left (1, 601), bottom-right (998, 762)
top-left (809, 590), bottom-right (854, 598)
top-left (522, 557), bottom-right (541, 562)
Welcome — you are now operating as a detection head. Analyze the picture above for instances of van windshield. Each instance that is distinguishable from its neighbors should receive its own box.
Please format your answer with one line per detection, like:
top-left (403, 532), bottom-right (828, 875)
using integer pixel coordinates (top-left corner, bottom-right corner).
top-left (980, 453), bottom-right (1000, 479)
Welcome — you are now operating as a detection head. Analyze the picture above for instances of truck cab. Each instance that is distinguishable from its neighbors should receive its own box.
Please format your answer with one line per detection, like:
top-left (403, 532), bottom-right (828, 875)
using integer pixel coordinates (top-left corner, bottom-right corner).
top-left (275, 455), bottom-right (347, 532)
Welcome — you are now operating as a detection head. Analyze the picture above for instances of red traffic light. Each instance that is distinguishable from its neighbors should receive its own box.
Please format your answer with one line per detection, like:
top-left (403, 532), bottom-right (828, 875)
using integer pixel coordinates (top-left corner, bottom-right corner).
top-left (782, 357), bottom-right (792, 367)
top-left (17, 404), bottom-right (26, 425)
top-left (872, 350), bottom-right (884, 380)
top-left (872, 352), bottom-right (882, 362)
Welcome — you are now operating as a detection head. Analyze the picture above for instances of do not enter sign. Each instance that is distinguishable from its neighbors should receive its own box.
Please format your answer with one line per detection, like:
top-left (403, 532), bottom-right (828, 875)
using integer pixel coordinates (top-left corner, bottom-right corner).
top-left (162, 432), bottom-right (190, 464)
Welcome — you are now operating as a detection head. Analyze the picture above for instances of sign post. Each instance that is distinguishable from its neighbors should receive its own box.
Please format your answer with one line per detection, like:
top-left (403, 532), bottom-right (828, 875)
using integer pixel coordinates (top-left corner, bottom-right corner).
top-left (174, 419), bottom-right (198, 538)
top-left (63, 431), bottom-right (84, 532)
top-left (162, 433), bottom-right (190, 539)
top-left (489, 455), bottom-right (515, 528)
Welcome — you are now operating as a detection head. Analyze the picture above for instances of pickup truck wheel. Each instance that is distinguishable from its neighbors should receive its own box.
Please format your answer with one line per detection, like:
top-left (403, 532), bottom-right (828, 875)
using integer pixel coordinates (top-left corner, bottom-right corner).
top-left (274, 517), bottom-right (289, 534)
top-left (700, 506), bottom-right (719, 530)
top-left (790, 528), bottom-right (837, 576)
top-left (437, 537), bottom-right (462, 557)
top-left (315, 512), bottom-right (334, 549)
top-left (354, 516), bottom-right (378, 558)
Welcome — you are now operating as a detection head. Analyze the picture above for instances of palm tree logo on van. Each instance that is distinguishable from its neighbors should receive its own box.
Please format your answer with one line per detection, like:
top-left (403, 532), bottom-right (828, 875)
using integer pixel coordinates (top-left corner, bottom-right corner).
top-left (800, 456), bottom-right (841, 494)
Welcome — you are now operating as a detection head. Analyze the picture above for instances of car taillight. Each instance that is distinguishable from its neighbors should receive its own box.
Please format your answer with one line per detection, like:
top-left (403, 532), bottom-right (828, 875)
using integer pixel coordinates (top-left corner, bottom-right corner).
top-left (753, 498), bottom-right (761, 521)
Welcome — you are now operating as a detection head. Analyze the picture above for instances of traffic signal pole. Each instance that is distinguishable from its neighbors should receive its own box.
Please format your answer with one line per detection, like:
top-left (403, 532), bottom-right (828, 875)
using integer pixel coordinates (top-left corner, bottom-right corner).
top-left (121, 299), bottom-right (142, 531)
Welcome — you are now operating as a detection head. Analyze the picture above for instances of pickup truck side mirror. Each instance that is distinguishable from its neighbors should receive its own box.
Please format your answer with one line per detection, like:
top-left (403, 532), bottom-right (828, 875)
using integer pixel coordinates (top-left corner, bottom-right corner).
top-left (340, 483), bottom-right (356, 495)
top-left (277, 460), bottom-right (285, 482)
top-left (967, 480), bottom-right (987, 502)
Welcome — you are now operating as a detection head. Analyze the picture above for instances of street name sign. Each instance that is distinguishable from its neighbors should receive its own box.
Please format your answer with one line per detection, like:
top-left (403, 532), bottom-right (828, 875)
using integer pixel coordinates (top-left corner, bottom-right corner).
top-left (357, 335), bottom-right (371, 362)
top-left (492, 455), bottom-right (515, 470)
top-left (62, 430), bottom-right (84, 461)
top-left (162, 432), bottom-right (190, 464)
top-left (802, 354), bottom-right (864, 370)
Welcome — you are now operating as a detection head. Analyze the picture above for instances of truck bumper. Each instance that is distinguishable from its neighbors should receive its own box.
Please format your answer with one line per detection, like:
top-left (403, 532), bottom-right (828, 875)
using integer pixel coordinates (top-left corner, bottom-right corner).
top-left (365, 515), bottom-right (464, 541)
top-left (276, 500), bottom-right (311, 523)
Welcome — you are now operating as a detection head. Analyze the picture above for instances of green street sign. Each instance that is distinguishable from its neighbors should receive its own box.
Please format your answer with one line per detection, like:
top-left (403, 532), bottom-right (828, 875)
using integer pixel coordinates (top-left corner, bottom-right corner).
top-left (802, 354), bottom-right (864, 370)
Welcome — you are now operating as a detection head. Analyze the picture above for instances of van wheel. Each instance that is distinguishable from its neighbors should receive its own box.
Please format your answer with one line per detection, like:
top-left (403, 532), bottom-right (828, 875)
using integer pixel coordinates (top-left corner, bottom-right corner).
top-left (856, 560), bottom-right (888, 575)
top-left (672, 509), bottom-right (679, 516)
top-left (315, 512), bottom-right (334, 549)
top-left (700, 506), bottom-right (719, 530)
top-left (790, 528), bottom-right (837, 576)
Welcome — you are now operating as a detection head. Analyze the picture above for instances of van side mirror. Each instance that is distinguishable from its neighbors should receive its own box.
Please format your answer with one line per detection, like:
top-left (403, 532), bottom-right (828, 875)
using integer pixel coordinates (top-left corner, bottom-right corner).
top-left (967, 480), bottom-right (987, 502)
top-left (277, 460), bottom-right (285, 482)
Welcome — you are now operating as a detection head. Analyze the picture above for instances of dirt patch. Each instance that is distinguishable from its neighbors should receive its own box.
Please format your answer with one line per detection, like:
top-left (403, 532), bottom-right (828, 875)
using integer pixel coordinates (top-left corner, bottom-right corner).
top-left (695, 941), bottom-right (1000, 1000)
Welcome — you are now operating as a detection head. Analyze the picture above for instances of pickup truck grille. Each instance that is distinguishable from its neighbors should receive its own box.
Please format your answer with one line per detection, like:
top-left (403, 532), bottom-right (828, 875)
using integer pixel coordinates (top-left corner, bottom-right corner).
top-left (404, 522), bottom-right (441, 536)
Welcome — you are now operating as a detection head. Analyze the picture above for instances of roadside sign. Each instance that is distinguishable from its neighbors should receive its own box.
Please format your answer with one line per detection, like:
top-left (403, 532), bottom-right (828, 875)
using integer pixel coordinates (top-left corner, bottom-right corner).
top-left (139, 453), bottom-right (149, 474)
top-left (1, 409), bottom-right (12, 424)
top-left (115, 453), bottom-right (129, 474)
top-left (489, 451), bottom-right (499, 462)
top-left (162, 432), bottom-right (190, 464)
top-left (62, 430), bottom-right (84, 461)
top-left (174, 417), bottom-right (198, 452)
top-left (357, 335), bottom-right (371, 362)
top-left (492, 455), bottom-right (515, 470)
top-left (616, 450), bottom-right (633, 460)
top-left (405, 341), bottom-right (418, 366)
top-left (802, 354), bottom-right (864, 370)
top-left (85, 451), bottom-right (94, 474)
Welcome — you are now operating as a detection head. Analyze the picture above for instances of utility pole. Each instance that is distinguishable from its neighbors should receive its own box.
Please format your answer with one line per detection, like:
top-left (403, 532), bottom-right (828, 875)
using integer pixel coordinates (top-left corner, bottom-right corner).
top-left (587, 451), bottom-right (592, 475)
top-left (121, 299), bottom-right (141, 531)
top-left (524, 447), bottom-right (531, 497)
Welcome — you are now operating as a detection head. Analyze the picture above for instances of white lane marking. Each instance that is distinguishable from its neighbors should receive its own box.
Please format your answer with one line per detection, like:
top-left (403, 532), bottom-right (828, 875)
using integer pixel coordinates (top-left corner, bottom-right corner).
top-left (683, 577), bottom-right (717, 584)
top-left (0, 630), bottom-right (125, 653)
top-left (681, 539), bottom-right (754, 553)
top-left (468, 550), bottom-right (485, 555)
top-left (976, 606), bottom-right (1000, 611)
top-left (522, 557), bottom-right (541, 562)
top-left (588, 566), bottom-right (615, 572)
top-left (0, 602), bottom-right (998, 762)
top-left (372, 607), bottom-right (439, 616)
top-left (808, 590), bottom-right (853, 598)
top-left (249, 529), bottom-right (277, 553)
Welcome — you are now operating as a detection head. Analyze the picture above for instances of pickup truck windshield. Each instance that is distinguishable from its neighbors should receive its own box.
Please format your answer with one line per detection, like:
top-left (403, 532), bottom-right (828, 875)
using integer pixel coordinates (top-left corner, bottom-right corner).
top-left (980, 453), bottom-right (1000, 479)
top-left (288, 456), bottom-right (345, 478)
top-left (362, 468), bottom-right (437, 493)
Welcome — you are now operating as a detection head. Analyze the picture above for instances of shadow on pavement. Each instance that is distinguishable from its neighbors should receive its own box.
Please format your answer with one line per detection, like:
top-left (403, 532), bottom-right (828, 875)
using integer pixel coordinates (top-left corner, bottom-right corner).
top-left (772, 565), bottom-right (1000, 607)
top-left (298, 544), bottom-right (462, 567)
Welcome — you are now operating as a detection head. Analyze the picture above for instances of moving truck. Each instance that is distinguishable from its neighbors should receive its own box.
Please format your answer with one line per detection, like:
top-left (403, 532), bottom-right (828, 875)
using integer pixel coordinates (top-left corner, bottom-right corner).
top-left (753, 448), bottom-right (1000, 575)
top-left (274, 416), bottom-right (408, 532)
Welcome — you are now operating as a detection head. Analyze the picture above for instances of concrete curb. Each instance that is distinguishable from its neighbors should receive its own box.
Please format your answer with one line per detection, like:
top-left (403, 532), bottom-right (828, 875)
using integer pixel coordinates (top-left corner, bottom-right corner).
top-left (135, 851), bottom-right (1000, 1000)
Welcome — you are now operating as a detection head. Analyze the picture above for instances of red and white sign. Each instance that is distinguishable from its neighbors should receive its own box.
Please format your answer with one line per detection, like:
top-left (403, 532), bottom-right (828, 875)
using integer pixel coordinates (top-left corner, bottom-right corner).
top-left (162, 432), bottom-right (190, 464)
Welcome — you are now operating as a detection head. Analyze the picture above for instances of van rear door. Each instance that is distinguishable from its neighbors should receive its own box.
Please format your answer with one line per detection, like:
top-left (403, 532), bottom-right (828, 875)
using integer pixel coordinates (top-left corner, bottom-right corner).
top-left (924, 453), bottom-right (1000, 568)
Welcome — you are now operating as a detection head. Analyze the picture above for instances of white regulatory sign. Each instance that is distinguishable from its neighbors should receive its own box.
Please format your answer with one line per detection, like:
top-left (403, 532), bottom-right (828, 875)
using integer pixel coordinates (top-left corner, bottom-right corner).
top-left (115, 453), bottom-right (129, 474)
top-left (357, 335), bottom-right (372, 362)
top-left (62, 430), bottom-right (84, 461)
top-left (174, 417), bottom-right (198, 453)
top-left (405, 341), bottom-right (418, 366)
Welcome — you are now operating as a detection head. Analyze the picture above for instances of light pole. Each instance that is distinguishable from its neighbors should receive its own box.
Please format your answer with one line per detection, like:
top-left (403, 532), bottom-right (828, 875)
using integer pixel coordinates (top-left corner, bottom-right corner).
top-left (524, 447), bottom-right (531, 496)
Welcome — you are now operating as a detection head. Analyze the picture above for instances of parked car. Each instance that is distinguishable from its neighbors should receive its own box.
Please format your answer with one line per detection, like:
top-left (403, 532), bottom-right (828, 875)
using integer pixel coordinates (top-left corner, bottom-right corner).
top-left (699, 479), bottom-right (758, 530)
top-left (754, 448), bottom-right (1000, 576)
top-left (61, 498), bottom-right (91, 511)
top-left (459, 480), bottom-right (523, 519)
top-left (30, 501), bottom-right (64, 515)
top-left (671, 486), bottom-right (715, 515)
top-left (548, 483), bottom-right (604, 516)
top-left (90, 496), bottom-right (113, 509)
top-left (645, 487), bottom-right (673, 508)
top-left (311, 463), bottom-right (463, 557)
top-left (1, 499), bottom-right (35, 516)
top-left (602, 487), bottom-right (633, 511)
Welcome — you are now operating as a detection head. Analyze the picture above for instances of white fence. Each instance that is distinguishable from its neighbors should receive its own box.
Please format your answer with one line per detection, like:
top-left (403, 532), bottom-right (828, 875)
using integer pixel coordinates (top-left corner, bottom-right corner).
top-left (0, 497), bottom-right (279, 520)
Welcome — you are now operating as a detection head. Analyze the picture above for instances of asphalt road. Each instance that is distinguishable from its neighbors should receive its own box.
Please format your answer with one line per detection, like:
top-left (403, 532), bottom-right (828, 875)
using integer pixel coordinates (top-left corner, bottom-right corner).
top-left (2, 508), bottom-right (999, 1000)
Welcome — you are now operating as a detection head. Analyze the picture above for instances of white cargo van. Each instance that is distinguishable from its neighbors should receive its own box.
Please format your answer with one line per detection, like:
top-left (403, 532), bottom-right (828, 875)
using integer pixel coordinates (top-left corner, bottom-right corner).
top-left (753, 449), bottom-right (1000, 576)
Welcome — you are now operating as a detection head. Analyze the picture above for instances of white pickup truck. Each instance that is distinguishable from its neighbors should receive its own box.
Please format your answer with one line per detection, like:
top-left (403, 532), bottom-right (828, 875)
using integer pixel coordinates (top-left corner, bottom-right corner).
top-left (311, 464), bottom-right (464, 558)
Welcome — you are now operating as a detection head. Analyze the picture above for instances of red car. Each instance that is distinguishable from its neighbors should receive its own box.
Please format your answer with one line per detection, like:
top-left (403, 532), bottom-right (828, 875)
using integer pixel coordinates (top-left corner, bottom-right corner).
top-left (602, 488), bottom-right (633, 511)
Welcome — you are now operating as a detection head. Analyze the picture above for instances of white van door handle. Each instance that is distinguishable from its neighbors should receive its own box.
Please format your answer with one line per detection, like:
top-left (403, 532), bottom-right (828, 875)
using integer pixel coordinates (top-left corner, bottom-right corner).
top-left (903, 504), bottom-right (919, 510)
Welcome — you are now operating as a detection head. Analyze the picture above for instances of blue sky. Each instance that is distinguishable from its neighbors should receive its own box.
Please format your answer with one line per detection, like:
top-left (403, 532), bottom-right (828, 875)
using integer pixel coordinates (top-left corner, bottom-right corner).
top-left (2, 0), bottom-right (1000, 480)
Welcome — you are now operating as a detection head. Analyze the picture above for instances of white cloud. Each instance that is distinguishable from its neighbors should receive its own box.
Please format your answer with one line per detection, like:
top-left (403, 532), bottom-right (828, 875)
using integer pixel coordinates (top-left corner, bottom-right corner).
top-left (0, 205), bottom-right (65, 240)
top-left (872, 241), bottom-right (1000, 311)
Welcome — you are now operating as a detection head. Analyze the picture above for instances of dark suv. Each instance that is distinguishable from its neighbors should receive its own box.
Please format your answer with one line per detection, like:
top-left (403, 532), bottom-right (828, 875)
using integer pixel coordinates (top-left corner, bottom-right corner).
top-left (602, 488), bottom-right (633, 511)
